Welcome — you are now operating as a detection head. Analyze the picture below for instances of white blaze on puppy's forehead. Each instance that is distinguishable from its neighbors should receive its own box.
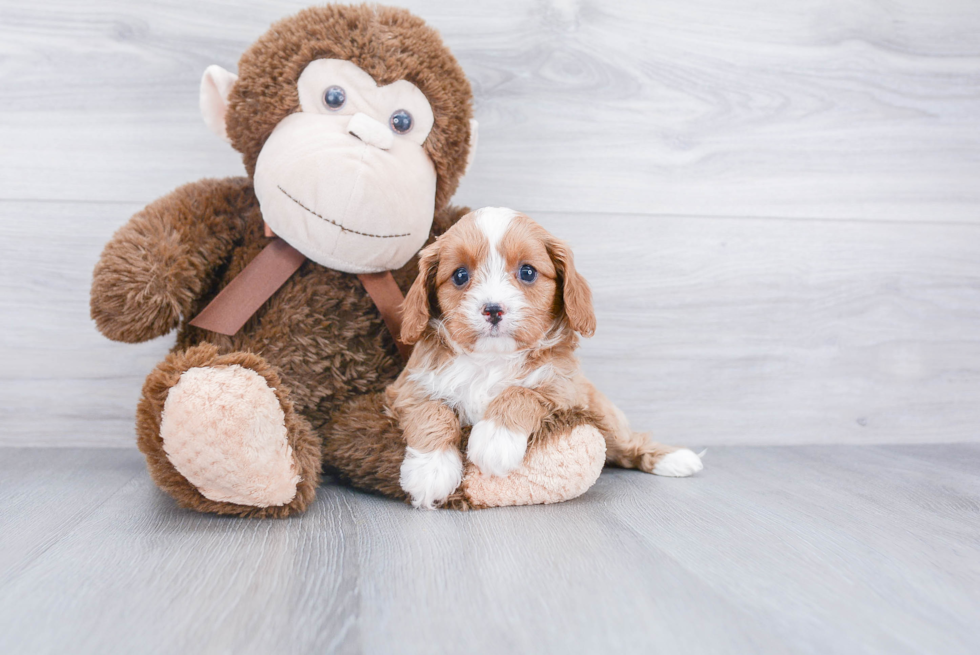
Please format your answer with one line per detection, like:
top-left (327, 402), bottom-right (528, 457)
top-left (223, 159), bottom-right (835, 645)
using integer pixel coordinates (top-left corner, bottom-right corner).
top-left (473, 207), bottom-right (518, 250)
top-left (461, 208), bottom-right (526, 345)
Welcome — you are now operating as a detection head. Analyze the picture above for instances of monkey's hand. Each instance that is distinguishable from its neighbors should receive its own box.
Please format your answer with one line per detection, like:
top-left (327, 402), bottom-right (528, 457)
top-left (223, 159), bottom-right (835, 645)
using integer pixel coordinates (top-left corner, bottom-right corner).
top-left (91, 177), bottom-right (251, 343)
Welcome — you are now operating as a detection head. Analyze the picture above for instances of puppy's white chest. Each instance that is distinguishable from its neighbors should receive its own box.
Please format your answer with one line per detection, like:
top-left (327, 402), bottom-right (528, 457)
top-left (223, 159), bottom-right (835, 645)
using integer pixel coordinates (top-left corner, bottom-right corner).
top-left (415, 354), bottom-right (527, 426)
top-left (457, 361), bottom-right (507, 425)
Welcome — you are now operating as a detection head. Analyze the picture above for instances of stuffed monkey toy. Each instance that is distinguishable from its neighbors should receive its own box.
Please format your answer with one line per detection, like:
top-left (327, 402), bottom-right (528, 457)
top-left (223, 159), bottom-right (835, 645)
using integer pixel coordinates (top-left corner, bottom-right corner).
top-left (91, 4), bottom-right (606, 517)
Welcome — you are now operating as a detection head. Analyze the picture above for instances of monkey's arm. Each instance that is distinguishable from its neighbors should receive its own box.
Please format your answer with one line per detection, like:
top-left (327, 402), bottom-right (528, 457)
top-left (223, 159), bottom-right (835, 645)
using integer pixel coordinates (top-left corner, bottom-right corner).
top-left (91, 177), bottom-right (252, 343)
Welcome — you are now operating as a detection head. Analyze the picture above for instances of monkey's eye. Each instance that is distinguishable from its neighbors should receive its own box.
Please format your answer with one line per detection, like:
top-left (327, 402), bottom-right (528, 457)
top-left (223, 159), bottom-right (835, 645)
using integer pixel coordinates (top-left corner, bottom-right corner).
top-left (519, 264), bottom-right (538, 284)
top-left (452, 267), bottom-right (469, 287)
top-left (390, 110), bottom-right (413, 134)
top-left (324, 86), bottom-right (346, 110)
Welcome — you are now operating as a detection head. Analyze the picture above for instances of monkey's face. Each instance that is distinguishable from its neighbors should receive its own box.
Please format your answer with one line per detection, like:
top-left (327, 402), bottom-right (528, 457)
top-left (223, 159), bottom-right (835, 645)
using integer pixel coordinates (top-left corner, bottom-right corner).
top-left (247, 59), bottom-right (437, 273)
top-left (201, 6), bottom-right (477, 273)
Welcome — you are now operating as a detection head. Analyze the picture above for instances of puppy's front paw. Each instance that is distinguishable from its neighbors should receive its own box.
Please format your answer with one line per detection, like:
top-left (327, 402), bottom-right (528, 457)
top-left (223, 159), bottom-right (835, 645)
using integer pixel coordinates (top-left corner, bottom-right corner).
top-left (467, 420), bottom-right (528, 477)
top-left (650, 448), bottom-right (704, 477)
top-left (400, 447), bottom-right (463, 510)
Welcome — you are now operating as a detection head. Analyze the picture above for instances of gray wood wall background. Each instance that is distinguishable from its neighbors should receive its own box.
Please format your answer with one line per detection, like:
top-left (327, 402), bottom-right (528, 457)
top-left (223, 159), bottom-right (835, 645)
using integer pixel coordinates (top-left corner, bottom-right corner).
top-left (1, 0), bottom-right (978, 448)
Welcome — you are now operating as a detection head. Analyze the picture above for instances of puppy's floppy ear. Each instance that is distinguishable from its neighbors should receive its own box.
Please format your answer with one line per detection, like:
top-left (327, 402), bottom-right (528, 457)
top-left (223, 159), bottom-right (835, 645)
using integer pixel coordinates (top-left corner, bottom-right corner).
top-left (400, 243), bottom-right (440, 345)
top-left (548, 238), bottom-right (596, 337)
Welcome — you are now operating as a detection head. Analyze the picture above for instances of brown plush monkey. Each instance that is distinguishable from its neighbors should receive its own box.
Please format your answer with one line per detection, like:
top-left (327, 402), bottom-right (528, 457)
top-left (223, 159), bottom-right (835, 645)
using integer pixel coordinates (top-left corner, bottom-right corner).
top-left (91, 4), bottom-right (608, 516)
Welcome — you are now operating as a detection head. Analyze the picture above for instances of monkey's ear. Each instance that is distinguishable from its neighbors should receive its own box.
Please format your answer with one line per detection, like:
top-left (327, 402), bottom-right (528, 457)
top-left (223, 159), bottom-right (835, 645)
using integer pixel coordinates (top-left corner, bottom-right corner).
top-left (464, 119), bottom-right (479, 176)
top-left (200, 65), bottom-right (239, 143)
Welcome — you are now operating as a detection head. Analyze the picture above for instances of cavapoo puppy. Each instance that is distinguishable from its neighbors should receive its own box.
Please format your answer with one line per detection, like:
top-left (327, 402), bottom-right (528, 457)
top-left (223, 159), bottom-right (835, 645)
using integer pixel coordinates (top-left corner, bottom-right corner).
top-left (391, 207), bottom-right (703, 508)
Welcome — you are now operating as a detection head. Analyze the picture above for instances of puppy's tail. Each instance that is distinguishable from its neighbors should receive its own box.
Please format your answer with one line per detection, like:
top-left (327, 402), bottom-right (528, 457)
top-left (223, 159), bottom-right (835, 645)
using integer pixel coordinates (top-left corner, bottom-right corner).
top-left (321, 392), bottom-right (410, 502)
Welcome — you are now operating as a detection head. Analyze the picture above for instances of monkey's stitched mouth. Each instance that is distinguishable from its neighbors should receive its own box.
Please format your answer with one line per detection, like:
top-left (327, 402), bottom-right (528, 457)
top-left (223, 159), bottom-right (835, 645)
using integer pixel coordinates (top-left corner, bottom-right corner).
top-left (277, 186), bottom-right (411, 239)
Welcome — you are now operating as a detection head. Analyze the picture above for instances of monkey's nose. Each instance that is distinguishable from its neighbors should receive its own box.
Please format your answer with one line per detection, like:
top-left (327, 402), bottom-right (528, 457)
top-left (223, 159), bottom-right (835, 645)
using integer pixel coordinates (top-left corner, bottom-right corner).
top-left (347, 113), bottom-right (393, 150)
top-left (482, 303), bottom-right (505, 326)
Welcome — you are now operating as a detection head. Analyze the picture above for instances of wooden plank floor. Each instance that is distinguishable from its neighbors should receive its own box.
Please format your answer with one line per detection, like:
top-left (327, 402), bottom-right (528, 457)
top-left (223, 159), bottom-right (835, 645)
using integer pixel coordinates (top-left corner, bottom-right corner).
top-left (1, 445), bottom-right (978, 654)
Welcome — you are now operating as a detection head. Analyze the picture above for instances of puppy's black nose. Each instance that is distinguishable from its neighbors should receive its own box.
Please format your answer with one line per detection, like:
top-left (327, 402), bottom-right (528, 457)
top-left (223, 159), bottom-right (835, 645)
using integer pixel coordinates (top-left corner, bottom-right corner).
top-left (482, 303), bottom-right (504, 326)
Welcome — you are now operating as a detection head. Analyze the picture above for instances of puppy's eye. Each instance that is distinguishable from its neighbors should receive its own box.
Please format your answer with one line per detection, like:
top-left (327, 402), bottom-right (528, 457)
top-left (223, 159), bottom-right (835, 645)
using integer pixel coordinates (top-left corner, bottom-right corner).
top-left (518, 264), bottom-right (537, 283)
top-left (452, 267), bottom-right (469, 287)
top-left (324, 86), bottom-right (346, 109)
top-left (390, 109), bottom-right (413, 134)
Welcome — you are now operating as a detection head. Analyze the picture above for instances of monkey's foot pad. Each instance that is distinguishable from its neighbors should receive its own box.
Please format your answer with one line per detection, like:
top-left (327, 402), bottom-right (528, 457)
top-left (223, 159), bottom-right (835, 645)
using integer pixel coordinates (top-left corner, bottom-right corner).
top-left (160, 364), bottom-right (300, 507)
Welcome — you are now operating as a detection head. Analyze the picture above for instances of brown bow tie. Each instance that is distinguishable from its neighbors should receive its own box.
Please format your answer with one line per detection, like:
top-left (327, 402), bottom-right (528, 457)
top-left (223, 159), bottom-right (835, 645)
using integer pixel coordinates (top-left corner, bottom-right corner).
top-left (189, 230), bottom-right (413, 361)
